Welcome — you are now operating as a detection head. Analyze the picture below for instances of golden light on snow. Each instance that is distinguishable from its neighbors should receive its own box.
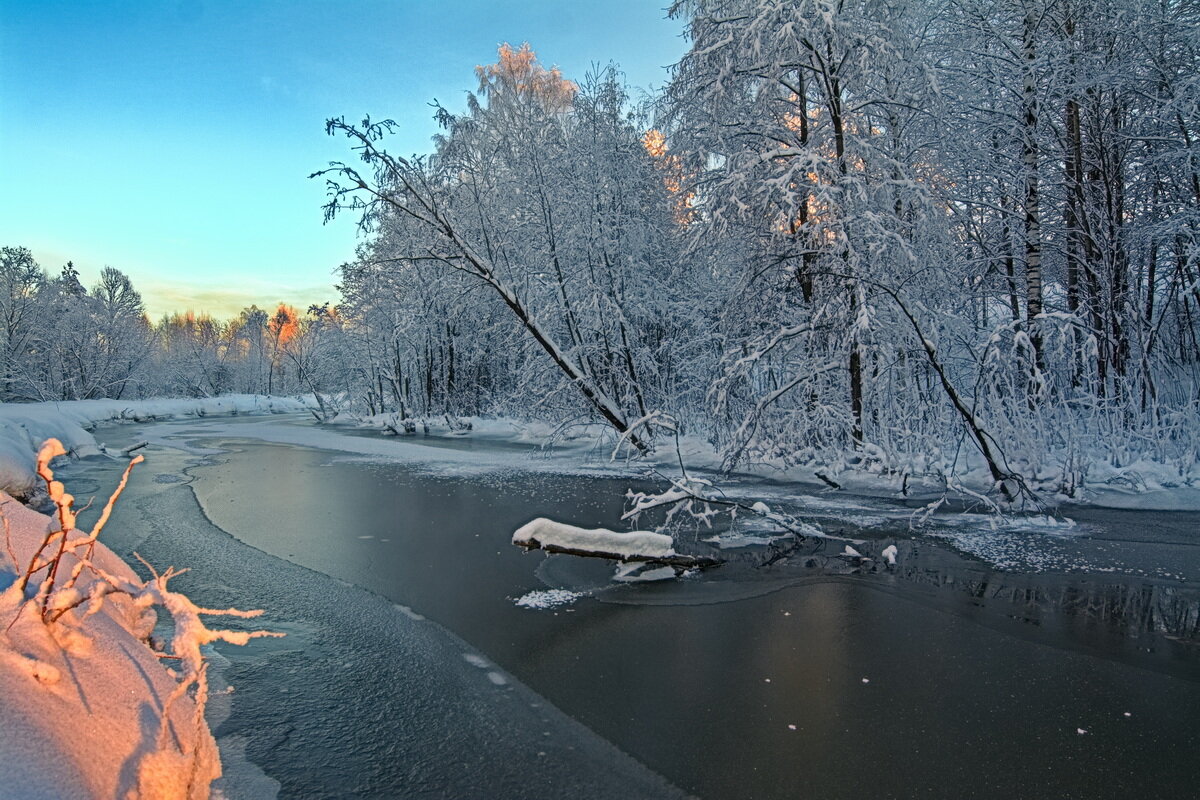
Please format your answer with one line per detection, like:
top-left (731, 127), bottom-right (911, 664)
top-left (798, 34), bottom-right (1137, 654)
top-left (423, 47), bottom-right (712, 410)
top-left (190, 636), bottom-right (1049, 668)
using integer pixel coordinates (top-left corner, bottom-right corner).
top-left (643, 128), bottom-right (669, 158)
top-left (476, 43), bottom-right (578, 112)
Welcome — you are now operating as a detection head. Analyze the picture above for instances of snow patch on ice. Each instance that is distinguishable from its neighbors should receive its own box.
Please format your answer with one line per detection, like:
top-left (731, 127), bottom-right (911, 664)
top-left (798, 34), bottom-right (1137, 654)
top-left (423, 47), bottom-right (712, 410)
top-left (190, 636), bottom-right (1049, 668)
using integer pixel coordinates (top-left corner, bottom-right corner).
top-left (1006, 514), bottom-right (1078, 533)
top-left (927, 526), bottom-right (1117, 573)
top-left (393, 603), bottom-right (425, 621)
top-left (462, 653), bottom-right (491, 669)
top-left (702, 532), bottom-right (792, 549)
top-left (515, 589), bottom-right (584, 609)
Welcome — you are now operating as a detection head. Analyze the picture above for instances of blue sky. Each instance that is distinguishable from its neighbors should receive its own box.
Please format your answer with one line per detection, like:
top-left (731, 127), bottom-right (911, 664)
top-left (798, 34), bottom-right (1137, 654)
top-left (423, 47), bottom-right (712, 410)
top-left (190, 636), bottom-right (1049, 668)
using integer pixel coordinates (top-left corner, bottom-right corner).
top-left (0, 1), bottom-right (685, 318)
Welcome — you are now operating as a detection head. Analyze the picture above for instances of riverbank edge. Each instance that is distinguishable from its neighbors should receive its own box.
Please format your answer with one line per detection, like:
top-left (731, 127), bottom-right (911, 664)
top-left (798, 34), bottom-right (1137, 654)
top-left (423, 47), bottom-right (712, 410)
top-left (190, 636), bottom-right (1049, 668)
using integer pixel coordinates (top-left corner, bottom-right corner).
top-left (3, 396), bottom-right (1196, 512)
top-left (0, 395), bottom-right (316, 499)
top-left (332, 410), bottom-right (1200, 512)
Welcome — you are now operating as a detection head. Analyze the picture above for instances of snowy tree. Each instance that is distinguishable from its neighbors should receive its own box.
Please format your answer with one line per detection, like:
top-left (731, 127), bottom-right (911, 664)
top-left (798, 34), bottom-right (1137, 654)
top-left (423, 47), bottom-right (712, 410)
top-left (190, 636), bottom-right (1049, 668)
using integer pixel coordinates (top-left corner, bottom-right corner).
top-left (662, 0), bottom-right (959, 465)
top-left (0, 246), bottom-right (46, 400)
top-left (316, 46), bottom-right (693, 449)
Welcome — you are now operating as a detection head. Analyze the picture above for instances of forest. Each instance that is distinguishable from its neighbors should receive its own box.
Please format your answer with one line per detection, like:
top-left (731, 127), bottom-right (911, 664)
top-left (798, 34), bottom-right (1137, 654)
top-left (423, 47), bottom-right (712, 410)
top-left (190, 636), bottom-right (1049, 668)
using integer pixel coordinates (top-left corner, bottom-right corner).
top-left (5, 0), bottom-right (1199, 496)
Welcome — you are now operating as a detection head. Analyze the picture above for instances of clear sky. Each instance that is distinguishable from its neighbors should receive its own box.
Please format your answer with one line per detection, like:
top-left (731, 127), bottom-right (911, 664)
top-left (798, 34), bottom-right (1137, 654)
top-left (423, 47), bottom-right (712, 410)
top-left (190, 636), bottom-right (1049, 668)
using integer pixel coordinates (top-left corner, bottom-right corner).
top-left (0, 1), bottom-right (685, 319)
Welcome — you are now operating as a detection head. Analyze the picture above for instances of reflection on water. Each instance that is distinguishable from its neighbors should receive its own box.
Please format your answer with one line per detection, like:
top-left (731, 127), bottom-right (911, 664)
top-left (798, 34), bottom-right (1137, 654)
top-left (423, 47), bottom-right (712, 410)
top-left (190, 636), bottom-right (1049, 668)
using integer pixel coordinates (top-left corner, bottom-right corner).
top-left (543, 532), bottom-right (1200, 676)
top-left (898, 564), bottom-right (1200, 643)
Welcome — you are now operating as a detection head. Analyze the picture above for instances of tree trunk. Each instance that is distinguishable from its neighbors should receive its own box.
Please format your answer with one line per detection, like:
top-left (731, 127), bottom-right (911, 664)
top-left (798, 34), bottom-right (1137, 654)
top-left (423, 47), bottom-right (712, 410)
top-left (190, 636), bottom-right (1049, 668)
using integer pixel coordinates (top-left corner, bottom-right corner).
top-left (1021, 7), bottom-right (1044, 374)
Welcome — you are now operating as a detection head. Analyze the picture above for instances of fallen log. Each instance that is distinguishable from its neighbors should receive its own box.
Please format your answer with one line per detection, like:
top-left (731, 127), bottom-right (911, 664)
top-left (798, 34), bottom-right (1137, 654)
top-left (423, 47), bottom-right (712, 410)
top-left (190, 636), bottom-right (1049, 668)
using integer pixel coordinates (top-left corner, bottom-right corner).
top-left (515, 539), bottom-right (722, 569)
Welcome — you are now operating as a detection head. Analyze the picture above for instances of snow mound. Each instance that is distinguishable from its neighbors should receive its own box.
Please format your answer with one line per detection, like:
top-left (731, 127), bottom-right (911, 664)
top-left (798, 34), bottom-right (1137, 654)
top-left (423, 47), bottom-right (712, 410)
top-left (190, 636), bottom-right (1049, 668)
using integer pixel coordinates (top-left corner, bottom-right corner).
top-left (0, 489), bottom-right (218, 798)
top-left (0, 440), bottom-right (279, 799)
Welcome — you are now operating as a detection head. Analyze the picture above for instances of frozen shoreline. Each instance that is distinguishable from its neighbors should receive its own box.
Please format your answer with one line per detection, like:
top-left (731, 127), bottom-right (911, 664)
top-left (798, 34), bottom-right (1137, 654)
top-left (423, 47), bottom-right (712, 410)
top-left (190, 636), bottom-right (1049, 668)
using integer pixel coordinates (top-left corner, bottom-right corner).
top-left (2, 396), bottom-right (1196, 511)
top-left (301, 409), bottom-right (1200, 512)
top-left (0, 395), bottom-right (313, 498)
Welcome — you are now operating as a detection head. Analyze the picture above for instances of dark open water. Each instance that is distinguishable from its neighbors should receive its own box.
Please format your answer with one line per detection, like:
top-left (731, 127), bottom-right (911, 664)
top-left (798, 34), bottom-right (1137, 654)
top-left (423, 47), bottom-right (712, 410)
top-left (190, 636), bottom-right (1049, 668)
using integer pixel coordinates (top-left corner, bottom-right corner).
top-left (66, 417), bottom-right (1200, 799)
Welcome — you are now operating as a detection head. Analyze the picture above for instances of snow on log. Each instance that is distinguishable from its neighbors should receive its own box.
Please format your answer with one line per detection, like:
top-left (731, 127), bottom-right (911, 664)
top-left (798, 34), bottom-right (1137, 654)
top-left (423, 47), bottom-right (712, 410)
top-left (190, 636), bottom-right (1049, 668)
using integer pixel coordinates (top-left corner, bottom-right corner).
top-left (512, 517), bottom-right (720, 568)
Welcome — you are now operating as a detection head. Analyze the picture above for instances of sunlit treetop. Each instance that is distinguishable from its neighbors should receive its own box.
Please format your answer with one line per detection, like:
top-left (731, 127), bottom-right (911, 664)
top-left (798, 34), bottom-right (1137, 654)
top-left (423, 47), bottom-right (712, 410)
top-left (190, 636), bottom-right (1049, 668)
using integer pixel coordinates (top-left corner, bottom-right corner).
top-left (643, 129), bottom-right (669, 158)
top-left (268, 303), bottom-right (301, 346)
top-left (641, 129), bottom-right (695, 224)
top-left (475, 42), bottom-right (578, 112)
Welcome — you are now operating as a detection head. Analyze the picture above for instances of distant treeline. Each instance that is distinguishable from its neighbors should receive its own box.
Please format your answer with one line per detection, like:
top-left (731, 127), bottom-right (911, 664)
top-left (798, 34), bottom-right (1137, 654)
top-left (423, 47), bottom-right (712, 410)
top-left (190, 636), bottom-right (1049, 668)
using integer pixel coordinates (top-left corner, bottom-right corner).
top-left (0, 246), bottom-right (336, 401)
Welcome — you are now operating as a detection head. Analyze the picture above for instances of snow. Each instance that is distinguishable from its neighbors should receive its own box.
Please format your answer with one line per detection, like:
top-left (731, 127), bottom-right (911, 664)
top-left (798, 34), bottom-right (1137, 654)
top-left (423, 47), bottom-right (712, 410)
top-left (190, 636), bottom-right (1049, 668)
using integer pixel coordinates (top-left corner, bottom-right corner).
top-left (0, 494), bottom-right (208, 797)
top-left (0, 438), bottom-right (276, 799)
top-left (0, 395), bottom-right (312, 498)
top-left (63, 401), bottom-right (1200, 514)
top-left (515, 589), bottom-right (584, 609)
top-left (513, 517), bottom-right (675, 560)
top-left (1007, 515), bottom-right (1078, 532)
top-left (702, 531), bottom-right (792, 549)
top-left (881, 544), bottom-right (898, 565)
top-left (462, 652), bottom-right (491, 668)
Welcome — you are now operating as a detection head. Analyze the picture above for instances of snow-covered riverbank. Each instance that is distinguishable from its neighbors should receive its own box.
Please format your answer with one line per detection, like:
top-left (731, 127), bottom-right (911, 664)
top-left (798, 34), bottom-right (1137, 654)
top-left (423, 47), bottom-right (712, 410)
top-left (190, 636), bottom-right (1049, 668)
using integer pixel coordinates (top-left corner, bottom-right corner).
top-left (335, 410), bottom-right (1200, 512)
top-left (0, 460), bottom-right (227, 798)
top-left (2, 396), bottom-right (1196, 512)
top-left (0, 395), bottom-right (311, 498)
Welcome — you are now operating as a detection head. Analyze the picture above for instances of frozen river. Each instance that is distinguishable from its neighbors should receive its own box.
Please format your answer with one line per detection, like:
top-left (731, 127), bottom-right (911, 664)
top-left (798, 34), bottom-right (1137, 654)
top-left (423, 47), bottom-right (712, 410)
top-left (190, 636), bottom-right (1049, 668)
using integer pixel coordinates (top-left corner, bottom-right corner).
top-left (65, 414), bottom-right (1200, 799)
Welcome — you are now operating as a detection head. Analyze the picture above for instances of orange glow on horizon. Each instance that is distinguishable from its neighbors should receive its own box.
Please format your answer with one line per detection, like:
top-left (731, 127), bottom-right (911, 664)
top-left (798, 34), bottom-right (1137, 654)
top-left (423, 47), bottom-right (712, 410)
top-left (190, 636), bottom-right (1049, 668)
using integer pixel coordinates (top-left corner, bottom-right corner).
top-left (269, 303), bottom-right (300, 347)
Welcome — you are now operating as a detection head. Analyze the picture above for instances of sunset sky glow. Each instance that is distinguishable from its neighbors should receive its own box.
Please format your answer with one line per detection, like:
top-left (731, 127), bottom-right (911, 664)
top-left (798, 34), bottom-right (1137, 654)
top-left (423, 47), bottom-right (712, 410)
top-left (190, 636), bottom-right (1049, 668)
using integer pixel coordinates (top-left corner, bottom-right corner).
top-left (0, 0), bottom-right (685, 318)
